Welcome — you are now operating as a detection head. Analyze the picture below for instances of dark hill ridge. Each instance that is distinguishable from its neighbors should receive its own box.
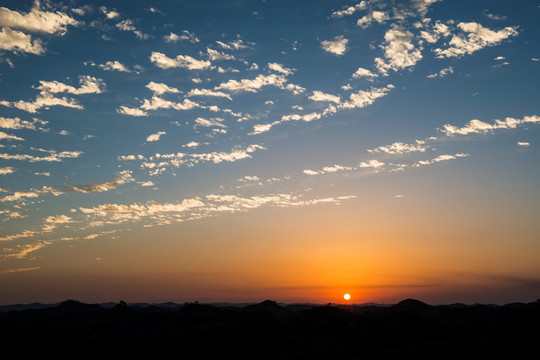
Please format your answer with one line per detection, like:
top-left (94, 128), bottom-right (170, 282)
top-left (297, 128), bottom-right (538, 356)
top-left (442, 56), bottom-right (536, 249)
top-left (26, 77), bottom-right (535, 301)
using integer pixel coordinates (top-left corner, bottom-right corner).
top-left (1, 299), bottom-right (539, 359)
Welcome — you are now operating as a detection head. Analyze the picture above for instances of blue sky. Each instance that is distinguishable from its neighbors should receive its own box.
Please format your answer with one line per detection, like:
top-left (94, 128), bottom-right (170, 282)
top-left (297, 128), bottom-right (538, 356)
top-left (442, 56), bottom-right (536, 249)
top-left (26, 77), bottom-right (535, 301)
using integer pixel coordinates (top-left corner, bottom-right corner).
top-left (1, 0), bottom-right (539, 304)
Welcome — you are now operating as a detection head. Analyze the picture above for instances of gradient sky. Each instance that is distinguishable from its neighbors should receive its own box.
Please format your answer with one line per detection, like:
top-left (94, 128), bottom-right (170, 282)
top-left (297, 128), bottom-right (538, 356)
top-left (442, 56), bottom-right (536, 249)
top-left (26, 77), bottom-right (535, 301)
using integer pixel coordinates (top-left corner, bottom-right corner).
top-left (1, 0), bottom-right (539, 305)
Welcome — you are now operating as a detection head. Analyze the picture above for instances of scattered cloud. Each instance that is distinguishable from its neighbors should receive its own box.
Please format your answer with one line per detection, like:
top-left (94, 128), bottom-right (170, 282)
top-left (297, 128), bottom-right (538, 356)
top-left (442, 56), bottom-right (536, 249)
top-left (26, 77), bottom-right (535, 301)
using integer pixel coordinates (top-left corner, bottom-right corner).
top-left (0, 27), bottom-right (44, 54)
top-left (146, 81), bottom-right (180, 95)
top-left (164, 30), bottom-right (199, 43)
top-left (359, 159), bottom-right (385, 168)
top-left (268, 62), bottom-right (295, 76)
top-left (517, 142), bottom-right (530, 147)
top-left (427, 66), bottom-right (454, 78)
top-left (353, 67), bottom-right (378, 79)
top-left (98, 60), bottom-right (131, 72)
top-left (0, 167), bottom-right (15, 175)
top-left (147, 131), bottom-right (166, 142)
top-left (215, 74), bottom-right (287, 93)
top-left (309, 91), bottom-right (341, 103)
top-left (0, 148), bottom-right (82, 163)
top-left (321, 35), bottom-right (348, 56)
top-left (434, 22), bottom-right (518, 58)
top-left (413, 153), bottom-right (469, 167)
top-left (187, 88), bottom-right (232, 100)
top-left (150, 51), bottom-right (212, 70)
top-left (357, 11), bottom-right (390, 29)
top-left (116, 106), bottom-right (148, 117)
top-left (441, 115), bottom-right (540, 136)
top-left (368, 141), bottom-right (429, 154)
top-left (375, 28), bottom-right (423, 76)
top-left (330, 1), bottom-right (367, 18)
top-left (0, 2), bottom-right (79, 35)
top-left (0, 131), bottom-right (24, 141)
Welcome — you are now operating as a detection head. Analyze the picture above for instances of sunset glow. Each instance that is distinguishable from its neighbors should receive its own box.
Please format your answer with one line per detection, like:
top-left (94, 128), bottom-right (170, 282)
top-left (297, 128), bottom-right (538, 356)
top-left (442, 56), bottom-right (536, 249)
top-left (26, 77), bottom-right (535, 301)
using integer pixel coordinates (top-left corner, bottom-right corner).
top-left (1, 0), bottom-right (539, 306)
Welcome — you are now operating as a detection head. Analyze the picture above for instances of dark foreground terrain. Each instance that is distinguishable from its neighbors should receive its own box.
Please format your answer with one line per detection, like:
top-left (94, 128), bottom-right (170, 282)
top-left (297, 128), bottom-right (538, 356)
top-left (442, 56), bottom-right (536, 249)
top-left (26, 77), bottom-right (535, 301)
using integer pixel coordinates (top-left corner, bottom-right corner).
top-left (1, 298), bottom-right (539, 359)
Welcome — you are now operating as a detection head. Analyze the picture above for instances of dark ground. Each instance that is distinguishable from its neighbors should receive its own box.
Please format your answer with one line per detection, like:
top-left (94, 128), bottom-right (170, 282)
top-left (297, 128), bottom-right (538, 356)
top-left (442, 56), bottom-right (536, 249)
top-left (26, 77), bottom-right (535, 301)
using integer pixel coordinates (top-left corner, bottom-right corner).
top-left (1, 298), bottom-right (539, 359)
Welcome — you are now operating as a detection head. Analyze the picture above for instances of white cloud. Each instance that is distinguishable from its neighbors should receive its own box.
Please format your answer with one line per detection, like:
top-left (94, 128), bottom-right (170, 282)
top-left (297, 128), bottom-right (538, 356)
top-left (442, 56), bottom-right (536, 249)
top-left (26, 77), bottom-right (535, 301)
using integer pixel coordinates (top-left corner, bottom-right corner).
top-left (427, 66), bottom-right (454, 78)
top-left (434, 22), bottom-right (518, 58)
top-left (45, 215), bottom-right (72, 224)
top-left (359, 159), bottom-right (385, 168)
top-left (357, 11), bottom-right (389, 29)
top-left (207, 48), bottom-right (236, 61)
top-left (353, 67), bottom-right (378, 78)
top-left (35, 75), bottom-right (106, 95)
top-left (140, 181), bottom-right (155, 187)
top-left (517, 142), bottom-right (530, 147)
top-left (215, 73), bottom-right (287, 93)
top-left (147, 131), bottom-right (166, 142)
top-left (375, 28), bottom-right (422, 75)
top-left (0, 2), bottom-right (79, 35)
top-left (251, 123), bottom-right (275, 135)
top-left (484, 12), bottom-right (507, 21)
top-left (441, 115), bottom-right (540, 136)
top-left (99, 6), bottom-right (119, 19)
top-left (164, 30), bottom-right (199, 43)
top-left (321, 35), bottom-right (348, 56)
top-left (331, 1), bottom-right (367, 18)
top-left (99, 60), bottom-right (130, 72)
top-left (194, 117), bottom-right (226, 128)
top-left (303, 169), bottom-right (319, 176)
top-left (0, 92), bottom-right (83, 113)
top-left (268, 62), bottom-right (295, 76)
top-left (340, 85), bottom-right (393, 109)
top-left (150, 51), bottom-right (212, 70)
top-left (145, 81), bottom-right (180, 95)
top-left (116, 106), bottom-right (148, 117)
top-left (183, 141), bottom-right (199, 148)
top-left (187, 88), bottom-right (232, 100)
top-left (309, 90), bottom-right (341, 103)
top-left (420, 21), bottom-right (451, 43)
top-left (368, 141), bottom-right (428, 154)
top-left (215, 39), bottom-right (251, 50)
top-left (494, 56), bottom-right (506, 61)
top-left (412, 0), bottom-right (441, 15)
top-left (0, 27), bottom-right (44, 54)
top-left (0, 131), bottom-right (24, 141)
top-left (0, 167), bottom-right (15, 175)
top-left (414, 153), bottom-right (469, 167)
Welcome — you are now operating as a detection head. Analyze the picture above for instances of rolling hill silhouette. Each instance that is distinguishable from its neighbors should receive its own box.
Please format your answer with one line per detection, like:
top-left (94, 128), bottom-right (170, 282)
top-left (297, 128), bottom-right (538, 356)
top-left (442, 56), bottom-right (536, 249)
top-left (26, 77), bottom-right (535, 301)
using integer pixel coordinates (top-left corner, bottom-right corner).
top-left (1, 298), bottom-right (538, 359)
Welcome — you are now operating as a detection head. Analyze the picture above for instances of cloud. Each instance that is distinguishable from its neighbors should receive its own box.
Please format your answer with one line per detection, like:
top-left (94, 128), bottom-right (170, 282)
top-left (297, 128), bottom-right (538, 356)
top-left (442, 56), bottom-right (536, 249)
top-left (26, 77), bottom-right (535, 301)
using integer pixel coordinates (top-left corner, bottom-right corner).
top-left (420, 21), bottom-right (451, 43)
top-left (359, 159), bottom-right (385, 168)
top-left (517, 142), bottom-right (530, 147)
top-left (35, 75), bottom-right (106, 95)
top-left (412, 0), bottom-right (441, 15)
top-left (268, 62), bottom-right (295, 76)
top-left (1, 170), bottom-right (133, 203)
top-left (0, 267), bottom-right (40, 274)
top-left (330, 1), bottom-right (367, 18)
top-left (368, 140), bottom-right (429, 154)
top-left (116, 106), bottom-right (148, 117)
top-left (99, 6), bottom-right (119, 19)
top-left (0, 26), bottom-right (44, 54)
top-left (340, 85), bottom-right (394, 109)
top-left (0, 2), bottom-right (79, 35)
top-left (309, 91), bottom-right (341, 103)
top-left (99, 60), bottom-right (131, 72)
top-left (194, 117), bottom-right (226, 128)
top-left (115, 19), bottom-right (151, 40)
top-left (434, 22), bottom-right (518, 58)
top-left (0, 167), bottom-right (15, 175)
top-left (215, 39), bottom-right (251, 50)
top-left (353, 67), bottom-right (378, 78)
top-left (187, 88), bottom-right (232, 100)
top-left (139, 181), bottom-right (155, 187)
top-left (183, 141), bottom-right (199, 148)
top-left (375, 28), bottom-right (423, 75)
top-left (45, 215), bottom-right (72, 223)
top-left (1, 241), bottom-right (48, 259)
top-left (0, 91), bottom-right (83, 113)
top-left (0, 148), bottom-right (82, 162)
top-left (441, 115), bottom-right (540, 136)
top-left (215, 74), bottom-right (287, 93)
top-left (147, 131), bottom-right (166, 142)
top-left (357, 11), bottom-right (389, 29)
top-left (0, 131), bottom-right (24, 141)
top-left (150, 51), bottom-right (212, 70)
top-left (0, 229), bottom-right (35, 242)
top-left (145, 81), bottom-right (180, 95)
top-left (321, 35), bottom-right (348, 55)
top-left (427, 66), bottom-right (454, 78)
top-left (138, 96), bottom-right (199, 111)
top-left (164, 30), bottom-right (199, 43)
top-left (207, 48), bottom-right (236, 61)
top-left (483, 11), bottom-right (507, 21)
top-left (413, 153), bottom-right (469, 167)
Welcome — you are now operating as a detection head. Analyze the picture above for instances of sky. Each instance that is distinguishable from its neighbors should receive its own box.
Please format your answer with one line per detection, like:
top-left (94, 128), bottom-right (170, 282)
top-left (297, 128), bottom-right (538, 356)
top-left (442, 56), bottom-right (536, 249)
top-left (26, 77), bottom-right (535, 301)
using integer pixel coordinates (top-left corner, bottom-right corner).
top-left (0, 0), bottom-right (539, 305)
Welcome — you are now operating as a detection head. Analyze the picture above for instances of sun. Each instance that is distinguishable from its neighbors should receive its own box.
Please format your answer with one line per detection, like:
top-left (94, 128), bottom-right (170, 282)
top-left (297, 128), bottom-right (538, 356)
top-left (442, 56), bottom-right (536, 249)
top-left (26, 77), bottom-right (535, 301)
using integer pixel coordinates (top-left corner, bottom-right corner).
top-left (343, 293), bottom-right (351, 301)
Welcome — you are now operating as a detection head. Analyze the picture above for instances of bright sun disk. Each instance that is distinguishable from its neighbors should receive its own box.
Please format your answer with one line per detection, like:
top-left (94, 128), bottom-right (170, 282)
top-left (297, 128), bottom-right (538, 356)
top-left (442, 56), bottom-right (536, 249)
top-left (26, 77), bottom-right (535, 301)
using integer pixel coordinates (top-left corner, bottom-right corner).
top-left (344, 293), bottom-right (351, 301)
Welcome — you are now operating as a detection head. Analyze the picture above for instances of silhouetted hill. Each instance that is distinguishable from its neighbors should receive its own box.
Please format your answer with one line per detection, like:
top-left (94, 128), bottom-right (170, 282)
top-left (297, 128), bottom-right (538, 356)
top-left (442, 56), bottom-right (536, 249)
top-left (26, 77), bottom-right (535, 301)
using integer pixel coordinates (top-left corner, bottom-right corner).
top-left (1, 299), bottom-right (539, 359)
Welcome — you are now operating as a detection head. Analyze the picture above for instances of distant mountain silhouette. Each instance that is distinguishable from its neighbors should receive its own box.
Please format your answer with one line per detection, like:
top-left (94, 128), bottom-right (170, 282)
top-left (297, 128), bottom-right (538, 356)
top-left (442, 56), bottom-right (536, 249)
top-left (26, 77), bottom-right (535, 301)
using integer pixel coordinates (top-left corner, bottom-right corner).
top-left (243, 300), bottom-right (290, 316)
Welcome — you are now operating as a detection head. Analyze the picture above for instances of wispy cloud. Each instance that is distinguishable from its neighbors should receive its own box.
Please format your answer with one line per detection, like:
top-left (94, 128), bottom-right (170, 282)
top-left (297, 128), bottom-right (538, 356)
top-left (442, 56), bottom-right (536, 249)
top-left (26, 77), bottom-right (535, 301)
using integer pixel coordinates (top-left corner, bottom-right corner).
top-left (164, 30), bottom-right (199, 43)
top-left (368, 140), bottom-right (429, 154)
top-left (150, 51), bottom-right (212, 70)
top-left (146, 131), bottom-right (166, 142)
top-left (441, 115), bottom-right (540, 136)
